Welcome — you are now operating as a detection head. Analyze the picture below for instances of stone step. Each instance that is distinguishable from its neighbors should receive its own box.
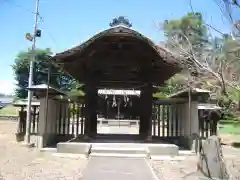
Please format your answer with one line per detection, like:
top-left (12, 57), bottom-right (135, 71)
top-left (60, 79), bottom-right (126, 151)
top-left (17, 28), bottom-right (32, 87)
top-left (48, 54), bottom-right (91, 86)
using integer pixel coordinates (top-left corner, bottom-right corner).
top-left (92, 143), bottom-right (145, 148)
top-left (91, 147), bottom-right (147, 155)
top-left (90, 152), bottom-right (147, 158)
top-left (90, 143), bottom-right (148, 158)
top-left (40, 148), bottom-right (57, 153)
top-left (57, 142), bottom-right (91, 155)
top-left (52, 153), bottom-right (88, 159)
top-left (178, 150), bottom-right (196, 156)
top-left (147, 144), bottom-right (179, 156)
top-left (150, 155), bottom-right (186, 161)
top-left (55, 142), bottom-right (181, 158)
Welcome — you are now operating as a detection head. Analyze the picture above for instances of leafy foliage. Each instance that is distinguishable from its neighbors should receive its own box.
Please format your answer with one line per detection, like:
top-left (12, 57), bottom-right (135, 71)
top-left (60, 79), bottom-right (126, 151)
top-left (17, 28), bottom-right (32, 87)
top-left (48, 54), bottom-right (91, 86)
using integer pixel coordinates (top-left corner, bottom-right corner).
top-left (163, 12), bottom-right (208, 48)
top-left (161, 12), bottom-right (208, 93)
top-left (68, 80), bottom-right (85, 97)
top-left (12, 48), bottom-right (73, 98)
top-left (160, 11), bottom-right (240, 114)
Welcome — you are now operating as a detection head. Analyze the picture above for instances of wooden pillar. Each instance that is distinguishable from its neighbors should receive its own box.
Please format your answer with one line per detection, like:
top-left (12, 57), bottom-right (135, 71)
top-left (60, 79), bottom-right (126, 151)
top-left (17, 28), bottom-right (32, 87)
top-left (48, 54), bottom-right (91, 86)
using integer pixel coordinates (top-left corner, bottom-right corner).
top-left (139, 83), bottom-right (153, 141)
top-left (84, 83), bottom-right (98, 138)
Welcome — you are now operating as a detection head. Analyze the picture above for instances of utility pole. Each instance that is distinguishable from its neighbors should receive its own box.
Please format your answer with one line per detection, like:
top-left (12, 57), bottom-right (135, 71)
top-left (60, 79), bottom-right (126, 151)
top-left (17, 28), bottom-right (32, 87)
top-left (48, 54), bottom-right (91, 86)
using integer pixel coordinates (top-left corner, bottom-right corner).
top-left (25, 0), bottom-right (40, 145)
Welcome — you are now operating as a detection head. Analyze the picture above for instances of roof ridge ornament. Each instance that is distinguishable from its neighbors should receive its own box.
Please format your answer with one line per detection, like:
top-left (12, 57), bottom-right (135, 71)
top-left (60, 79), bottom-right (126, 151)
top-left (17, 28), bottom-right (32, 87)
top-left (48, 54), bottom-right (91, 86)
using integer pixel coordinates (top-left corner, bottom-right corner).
top-left (109, 16), bottom-right (132, 28)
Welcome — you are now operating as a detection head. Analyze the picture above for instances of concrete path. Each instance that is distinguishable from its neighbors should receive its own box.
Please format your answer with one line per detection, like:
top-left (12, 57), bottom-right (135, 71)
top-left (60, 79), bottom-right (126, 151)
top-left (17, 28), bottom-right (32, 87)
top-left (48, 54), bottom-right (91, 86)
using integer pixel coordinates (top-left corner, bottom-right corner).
top-left (82, 157), bottom-right (158, 180)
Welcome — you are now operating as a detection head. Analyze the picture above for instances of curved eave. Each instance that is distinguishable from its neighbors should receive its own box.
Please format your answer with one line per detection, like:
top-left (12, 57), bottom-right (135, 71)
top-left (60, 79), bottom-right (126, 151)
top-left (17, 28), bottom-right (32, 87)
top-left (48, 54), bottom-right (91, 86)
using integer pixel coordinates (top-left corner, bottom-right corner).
top-left (52, 25), bottom-right (182, 68)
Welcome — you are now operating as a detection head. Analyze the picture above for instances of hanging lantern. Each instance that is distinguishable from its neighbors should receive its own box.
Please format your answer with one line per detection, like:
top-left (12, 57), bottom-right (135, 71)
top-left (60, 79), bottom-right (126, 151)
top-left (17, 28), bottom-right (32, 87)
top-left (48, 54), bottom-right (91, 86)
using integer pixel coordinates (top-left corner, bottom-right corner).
top-left (124, 95), bottom-right (127, 107)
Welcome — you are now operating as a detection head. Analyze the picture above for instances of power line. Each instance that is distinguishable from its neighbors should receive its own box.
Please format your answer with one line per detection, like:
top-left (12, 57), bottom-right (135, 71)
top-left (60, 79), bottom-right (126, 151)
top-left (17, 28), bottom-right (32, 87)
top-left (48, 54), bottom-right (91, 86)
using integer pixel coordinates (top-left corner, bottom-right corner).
top-left (5, 0), bottom-right (59, 50)
top-left (38, 16), bottom-right (59, 47)
top-left (3, 0), bottom-right (46, 25)
top-left (4, 0), bottom-right (36, 14)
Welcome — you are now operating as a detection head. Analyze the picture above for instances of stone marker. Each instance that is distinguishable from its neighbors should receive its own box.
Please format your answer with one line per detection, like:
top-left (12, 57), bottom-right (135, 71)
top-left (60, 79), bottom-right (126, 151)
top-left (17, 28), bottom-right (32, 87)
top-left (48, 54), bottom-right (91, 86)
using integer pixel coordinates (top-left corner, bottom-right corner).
top-left (197, 135), bottom-right (230, 180)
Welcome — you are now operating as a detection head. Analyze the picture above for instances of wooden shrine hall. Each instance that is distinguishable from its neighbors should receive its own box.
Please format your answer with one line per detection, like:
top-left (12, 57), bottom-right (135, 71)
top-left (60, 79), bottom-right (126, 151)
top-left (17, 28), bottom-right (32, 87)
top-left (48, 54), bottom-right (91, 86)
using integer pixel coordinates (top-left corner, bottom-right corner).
top-left (19, 17), bottom-right (210, 151)
top-left (51, 18), bottom-right (181, 141)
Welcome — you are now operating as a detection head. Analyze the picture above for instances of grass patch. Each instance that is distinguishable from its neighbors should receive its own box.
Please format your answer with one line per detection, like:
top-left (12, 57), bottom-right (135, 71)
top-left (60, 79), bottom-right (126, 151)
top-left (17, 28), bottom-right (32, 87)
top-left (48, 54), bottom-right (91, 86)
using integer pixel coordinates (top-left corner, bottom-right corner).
top-left (0, 105), bottom-right (19, 116)
top-left (219, 118), bottom-right (240, 125)
top-left (219, 123), bottom-right (240, 135)
top-left (219, 118), bottom-right (240, 136)
top-left (219, 118), bottom-right (240, 148)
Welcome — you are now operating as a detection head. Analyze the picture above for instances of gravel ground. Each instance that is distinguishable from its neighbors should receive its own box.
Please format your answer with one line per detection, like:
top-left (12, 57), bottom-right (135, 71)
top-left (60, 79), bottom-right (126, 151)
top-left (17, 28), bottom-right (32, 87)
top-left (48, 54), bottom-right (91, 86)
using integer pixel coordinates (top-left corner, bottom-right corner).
top-left (222, 146), bottom-right (240, 179)
top-left (150, 146), bottom-right (240, 180)
top-left (0, 120), bottom-right (88, 180)
top-left (1, 120), bottom-right (240, 180)
top-left (150, 156), bottom-right (202, 180)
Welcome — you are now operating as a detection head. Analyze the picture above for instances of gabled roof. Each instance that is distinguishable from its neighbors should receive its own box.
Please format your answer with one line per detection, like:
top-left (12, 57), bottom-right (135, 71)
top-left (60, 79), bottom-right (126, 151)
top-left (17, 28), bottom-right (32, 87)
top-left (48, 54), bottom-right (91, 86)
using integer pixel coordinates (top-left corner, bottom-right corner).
top-left (51, 25), bottom-right (183, 88)
top-left (27, 84), bottom-right (67, 96)
top-left (169, 88), bottom-right (210, 98)
top-left (198, 103), bottom-right (221, 110)
top-left (13, 99), bottom-right (40, 107)
top-left (53, 25), bottom-right (182, 67)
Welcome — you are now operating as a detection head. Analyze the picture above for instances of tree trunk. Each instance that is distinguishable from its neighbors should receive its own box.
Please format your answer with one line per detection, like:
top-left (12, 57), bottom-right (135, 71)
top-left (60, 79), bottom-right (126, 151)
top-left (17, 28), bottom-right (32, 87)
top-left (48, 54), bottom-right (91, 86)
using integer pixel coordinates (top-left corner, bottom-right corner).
top-left (219, 62), bottom-right (228, 97)
top-left (238, 98), bottom-right (240, 111)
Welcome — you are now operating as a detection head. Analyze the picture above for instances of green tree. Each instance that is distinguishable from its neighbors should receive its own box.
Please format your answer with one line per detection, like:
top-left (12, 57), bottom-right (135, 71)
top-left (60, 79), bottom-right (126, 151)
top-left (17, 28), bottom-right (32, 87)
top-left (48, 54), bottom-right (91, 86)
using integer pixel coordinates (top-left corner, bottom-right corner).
top-left (68, 80), bottom-right (84, 97)
top-left (162, 12), bottom-right (240, 112)
top-left (12, 48), bottom-right (73, 99)
top-left (164, 13), bottom-right (207, 46)
top-left (162, 12), bottom-right (209, 94)
top-left (219, 37), bottom-right (240, 109)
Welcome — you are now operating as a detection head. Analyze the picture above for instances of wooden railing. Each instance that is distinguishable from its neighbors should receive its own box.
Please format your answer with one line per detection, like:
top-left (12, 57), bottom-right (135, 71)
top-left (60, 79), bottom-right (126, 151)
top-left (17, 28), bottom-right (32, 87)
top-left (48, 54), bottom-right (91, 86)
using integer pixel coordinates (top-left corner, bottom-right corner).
top-left (55, 101), bottom-right (85, 137)
top-left (30, 106), bottom-right (39, 134)
top-left (198, 110), bottom-right (217, 138)
top-left (17, 107), bottom-right (39, 135)
top-left (152, 99), bottom-right (185, 138)
top-left (16, 97), bottom-right (218, 141)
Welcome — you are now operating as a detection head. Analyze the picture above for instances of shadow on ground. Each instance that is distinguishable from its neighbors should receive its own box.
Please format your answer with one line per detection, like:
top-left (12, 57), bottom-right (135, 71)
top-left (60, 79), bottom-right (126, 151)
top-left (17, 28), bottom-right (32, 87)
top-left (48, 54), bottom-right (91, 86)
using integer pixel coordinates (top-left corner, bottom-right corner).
top-left (231, 142), bottom-right (240, 148)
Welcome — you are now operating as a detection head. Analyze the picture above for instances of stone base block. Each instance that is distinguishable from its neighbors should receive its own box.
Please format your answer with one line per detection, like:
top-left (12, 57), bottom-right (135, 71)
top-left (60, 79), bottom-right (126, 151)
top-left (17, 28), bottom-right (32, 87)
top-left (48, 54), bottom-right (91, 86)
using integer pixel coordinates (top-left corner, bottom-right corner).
top-left (15, 132), bottom-right (25, 142)
top-left (147, 144), bottom-right (179, 157)
top-left (20, 142), bottom-right (35, 148)
top-left (57, 142), bottom-right (92, 156)
top-left (52, 153), bottom-right (87, 159)
top-left (91, 147), bottom-right (147, 155)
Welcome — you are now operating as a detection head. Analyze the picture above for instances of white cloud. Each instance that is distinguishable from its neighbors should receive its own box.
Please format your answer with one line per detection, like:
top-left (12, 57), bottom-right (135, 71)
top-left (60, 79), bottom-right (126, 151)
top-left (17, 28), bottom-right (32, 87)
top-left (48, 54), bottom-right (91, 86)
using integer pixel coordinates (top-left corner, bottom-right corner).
top-left (0, 80), bottom-right (16, 95)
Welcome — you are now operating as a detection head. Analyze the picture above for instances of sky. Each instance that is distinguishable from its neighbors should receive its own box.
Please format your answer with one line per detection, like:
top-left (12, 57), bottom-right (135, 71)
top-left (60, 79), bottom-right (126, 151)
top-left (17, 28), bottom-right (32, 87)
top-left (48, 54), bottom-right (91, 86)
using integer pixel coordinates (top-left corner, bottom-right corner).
top-left (0, 0), bottom-right (237, 95)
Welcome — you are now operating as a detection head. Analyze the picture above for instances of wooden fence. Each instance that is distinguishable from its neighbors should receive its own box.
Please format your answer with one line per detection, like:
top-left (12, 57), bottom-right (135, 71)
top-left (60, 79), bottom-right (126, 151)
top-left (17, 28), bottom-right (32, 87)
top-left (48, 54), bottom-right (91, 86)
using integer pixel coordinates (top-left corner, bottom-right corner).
top-left (55, 101), bottom-right (85, 137)
top-left (17, 98), bottom-right (218, 140)
top-left (198, 109), bottom-right (217, 138)
top-left (30, 106), bottom-right (39, 134)
top-left (17, 106), bottom-right (39, 134)
top-left (53, 99), bottom-right (187, 138)
top-left (152, 99), bottom-right (185, 138)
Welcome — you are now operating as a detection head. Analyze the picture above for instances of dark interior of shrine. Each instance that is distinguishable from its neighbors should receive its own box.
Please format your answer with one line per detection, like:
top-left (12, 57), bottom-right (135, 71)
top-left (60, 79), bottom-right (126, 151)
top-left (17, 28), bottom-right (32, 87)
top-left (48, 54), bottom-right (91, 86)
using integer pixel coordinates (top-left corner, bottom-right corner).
top-left (97, 95), bottom-right (140, 120)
